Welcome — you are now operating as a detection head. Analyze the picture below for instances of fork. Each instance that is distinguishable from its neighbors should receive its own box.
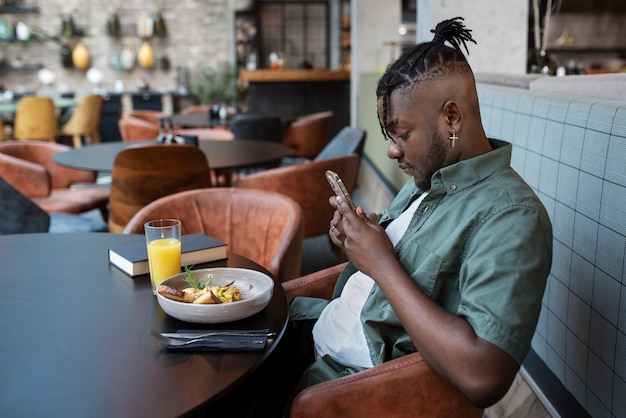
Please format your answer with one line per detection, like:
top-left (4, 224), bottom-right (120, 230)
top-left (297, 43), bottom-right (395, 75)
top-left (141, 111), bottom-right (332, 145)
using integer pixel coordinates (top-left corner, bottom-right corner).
top-left (149, 328), bottom-right (265, 346)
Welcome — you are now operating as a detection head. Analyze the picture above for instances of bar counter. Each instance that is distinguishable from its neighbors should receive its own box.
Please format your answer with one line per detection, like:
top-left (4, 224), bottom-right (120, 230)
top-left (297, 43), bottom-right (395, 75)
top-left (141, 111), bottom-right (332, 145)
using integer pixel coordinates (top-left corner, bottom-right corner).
top-left (239, 69), bottom-right (350, 83)
top-left (240, 69), bottom-right (350, 136)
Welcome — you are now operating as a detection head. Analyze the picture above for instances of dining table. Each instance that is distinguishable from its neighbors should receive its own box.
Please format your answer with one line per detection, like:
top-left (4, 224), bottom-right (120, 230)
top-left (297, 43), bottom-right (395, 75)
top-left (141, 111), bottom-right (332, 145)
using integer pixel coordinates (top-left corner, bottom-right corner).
top-left (0, 232), bottom-right (289, 418)
top-left (53, 139), bottom-right (293, 179)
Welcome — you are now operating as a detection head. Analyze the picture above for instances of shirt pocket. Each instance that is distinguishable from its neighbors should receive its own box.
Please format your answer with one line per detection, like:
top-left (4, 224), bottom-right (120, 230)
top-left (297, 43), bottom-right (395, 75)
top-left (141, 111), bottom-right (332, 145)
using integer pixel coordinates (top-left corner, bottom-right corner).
top-left (395, 244), bottom-right (444, 299)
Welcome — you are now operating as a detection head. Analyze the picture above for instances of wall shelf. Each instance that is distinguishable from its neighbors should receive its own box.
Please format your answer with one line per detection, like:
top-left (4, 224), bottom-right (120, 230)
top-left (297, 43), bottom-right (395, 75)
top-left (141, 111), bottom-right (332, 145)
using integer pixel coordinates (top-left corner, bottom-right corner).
top-left (0, 5), bottom-right (39, 14)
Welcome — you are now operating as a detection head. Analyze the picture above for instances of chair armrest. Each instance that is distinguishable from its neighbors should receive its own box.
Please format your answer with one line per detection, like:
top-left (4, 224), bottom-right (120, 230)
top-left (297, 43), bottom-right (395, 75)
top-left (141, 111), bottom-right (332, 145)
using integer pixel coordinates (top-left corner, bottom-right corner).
top-left (290, 352), bottom-right (483, 418)
top-left (0, 153), bottom-right (50, 197)
top-left (282, 263), bottom-right (346, 303)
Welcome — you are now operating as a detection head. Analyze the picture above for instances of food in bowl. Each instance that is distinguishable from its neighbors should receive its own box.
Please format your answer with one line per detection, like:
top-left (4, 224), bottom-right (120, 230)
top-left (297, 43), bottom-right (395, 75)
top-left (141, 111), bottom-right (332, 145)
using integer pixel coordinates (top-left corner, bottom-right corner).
top-left (156, 267), bottom-right (274, 323)
top-left (157, 282), bottom-right (242, 304)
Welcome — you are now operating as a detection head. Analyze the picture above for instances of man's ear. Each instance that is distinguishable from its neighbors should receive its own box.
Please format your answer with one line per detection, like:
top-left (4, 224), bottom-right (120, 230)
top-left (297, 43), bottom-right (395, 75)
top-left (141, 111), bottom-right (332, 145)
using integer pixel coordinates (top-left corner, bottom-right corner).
top-left (441, 100), bottom-right (462, 129)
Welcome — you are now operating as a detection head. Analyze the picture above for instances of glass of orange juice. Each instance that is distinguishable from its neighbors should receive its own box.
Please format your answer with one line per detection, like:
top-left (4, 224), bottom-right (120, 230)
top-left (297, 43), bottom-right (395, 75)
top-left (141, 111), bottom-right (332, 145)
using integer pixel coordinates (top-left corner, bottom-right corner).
top-left (144, 219), bottom-right (182, 294)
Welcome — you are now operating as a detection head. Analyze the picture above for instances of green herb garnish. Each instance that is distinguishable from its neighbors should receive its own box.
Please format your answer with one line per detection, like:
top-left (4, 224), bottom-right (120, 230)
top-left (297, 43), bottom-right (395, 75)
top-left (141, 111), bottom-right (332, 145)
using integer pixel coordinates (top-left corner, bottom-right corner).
top-left (182, 265), bottom-right (213, 290)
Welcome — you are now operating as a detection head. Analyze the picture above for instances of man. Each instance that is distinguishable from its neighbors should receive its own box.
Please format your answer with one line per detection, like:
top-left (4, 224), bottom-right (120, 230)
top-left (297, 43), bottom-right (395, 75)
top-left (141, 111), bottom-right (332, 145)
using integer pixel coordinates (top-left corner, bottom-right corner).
top-left (288, 17), bottom-right (553, 409)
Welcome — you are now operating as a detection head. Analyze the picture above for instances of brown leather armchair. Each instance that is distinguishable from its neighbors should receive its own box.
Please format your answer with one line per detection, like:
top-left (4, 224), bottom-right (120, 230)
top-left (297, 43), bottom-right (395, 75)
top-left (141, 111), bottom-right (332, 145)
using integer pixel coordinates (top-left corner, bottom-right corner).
top-left (108, 143), bottom-right (214, 233)
top-left (123, 188), bottom-right (304, 283)
top-left (282, 264), bottom-right (485, 418)
top-left (234, 154), bottom-right (359, 261)
top-left (118, 114), bottom-right (160, 141)
top-left (282, 111), bottom-right (334, 160)
top-left (0, 140), bottom-right (109, 219)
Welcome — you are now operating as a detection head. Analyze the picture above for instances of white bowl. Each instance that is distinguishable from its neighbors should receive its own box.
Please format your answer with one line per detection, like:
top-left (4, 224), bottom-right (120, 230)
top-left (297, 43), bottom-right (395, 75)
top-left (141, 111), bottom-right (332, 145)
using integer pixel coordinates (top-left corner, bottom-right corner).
top-left (156, 267), bottom-right (274, 323)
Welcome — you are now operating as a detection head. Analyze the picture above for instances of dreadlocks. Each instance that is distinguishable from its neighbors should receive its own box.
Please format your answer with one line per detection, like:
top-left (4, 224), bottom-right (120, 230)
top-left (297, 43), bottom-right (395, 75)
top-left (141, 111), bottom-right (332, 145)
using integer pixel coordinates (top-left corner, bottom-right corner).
top-left (376, 17), bottom-right (477, 141)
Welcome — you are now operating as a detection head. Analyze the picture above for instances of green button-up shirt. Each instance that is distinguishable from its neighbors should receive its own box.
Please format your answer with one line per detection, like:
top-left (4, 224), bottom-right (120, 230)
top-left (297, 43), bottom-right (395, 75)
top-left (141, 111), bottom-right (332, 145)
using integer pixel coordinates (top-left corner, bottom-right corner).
top-left (290, 139), bottom-right (553, 385)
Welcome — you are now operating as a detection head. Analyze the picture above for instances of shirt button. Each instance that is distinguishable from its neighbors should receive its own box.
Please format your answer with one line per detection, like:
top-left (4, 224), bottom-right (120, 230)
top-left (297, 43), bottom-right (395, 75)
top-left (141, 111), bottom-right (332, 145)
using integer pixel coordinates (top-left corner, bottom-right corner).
top-left (450, 184), bottom-right (457, 191)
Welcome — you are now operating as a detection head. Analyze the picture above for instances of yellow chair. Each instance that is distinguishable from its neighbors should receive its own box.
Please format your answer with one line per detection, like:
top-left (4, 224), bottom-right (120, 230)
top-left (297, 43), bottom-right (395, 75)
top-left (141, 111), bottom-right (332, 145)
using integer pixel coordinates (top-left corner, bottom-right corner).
top-left (13, 96), bottom-right (59, 143)
top-left (0, 119), bottom-right (8, 141)
top-left (59, 94), bottom-right (104, 148)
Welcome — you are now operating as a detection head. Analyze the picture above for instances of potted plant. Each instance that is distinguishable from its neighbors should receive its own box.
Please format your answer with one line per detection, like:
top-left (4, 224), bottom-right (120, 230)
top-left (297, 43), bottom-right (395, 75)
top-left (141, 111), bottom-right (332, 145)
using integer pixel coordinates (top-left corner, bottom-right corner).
top-left (191, 61), bottom-right (240, 109)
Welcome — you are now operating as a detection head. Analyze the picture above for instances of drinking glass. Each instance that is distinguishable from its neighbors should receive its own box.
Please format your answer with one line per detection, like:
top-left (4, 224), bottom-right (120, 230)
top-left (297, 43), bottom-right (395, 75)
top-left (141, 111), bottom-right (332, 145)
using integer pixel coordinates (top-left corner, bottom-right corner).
top-left (145, 219), bottom-right (181, 294)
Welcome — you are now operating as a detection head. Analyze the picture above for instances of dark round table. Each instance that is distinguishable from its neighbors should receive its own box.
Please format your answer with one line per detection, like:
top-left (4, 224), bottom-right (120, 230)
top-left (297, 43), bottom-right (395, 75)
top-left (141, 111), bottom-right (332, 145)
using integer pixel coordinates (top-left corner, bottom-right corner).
top-left (53, 140), bottom-right (293, 173)
top-left (0, 233), bottom-right (288, 418)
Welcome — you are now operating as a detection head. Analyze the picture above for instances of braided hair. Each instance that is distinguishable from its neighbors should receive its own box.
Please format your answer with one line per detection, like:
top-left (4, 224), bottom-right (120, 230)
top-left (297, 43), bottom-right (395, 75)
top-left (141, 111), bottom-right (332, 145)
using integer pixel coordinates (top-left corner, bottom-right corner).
top-left (376, 17), bottom-right (477, 141)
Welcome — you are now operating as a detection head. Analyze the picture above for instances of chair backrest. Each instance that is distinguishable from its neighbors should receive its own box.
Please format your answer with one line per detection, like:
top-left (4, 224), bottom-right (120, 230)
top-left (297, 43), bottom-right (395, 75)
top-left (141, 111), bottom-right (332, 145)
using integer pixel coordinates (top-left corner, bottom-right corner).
top-left (61, 94), bottom-right (105, 147)
top-left (13, 96), bottom-right (58, 142)
top-left (118, 115), bottom-right (161, 141)
top-left (229, 114), bottom-right (284, 143)
top-left (173, 128), bottom-right (234, 141)
top-left (0, 177), bottom-right (50, 234)
top-left (234, 154), bottom-right (359, 238)
top-left (180, 105), bottom-right (212, 115)
top-left (0, 140), bottom-right (97, 190)
top-left (109, 143), bottom-right (213, 233)
top-left (314, 127), bottom-right (366, 161)
top-left (0, 119), bottom-right (8, 141)
top-left (122, 188), bottom-right (304, 282)
top-left (282, 111), bottom-right (334, 160)
top-left (126, 109), bottom-right (164, 124)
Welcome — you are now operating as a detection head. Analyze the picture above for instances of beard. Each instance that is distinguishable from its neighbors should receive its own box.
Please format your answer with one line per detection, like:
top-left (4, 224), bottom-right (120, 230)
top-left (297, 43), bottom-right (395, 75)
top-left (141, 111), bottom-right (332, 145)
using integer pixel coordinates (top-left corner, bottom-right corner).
top-left (414, 130), bottom-right (448, 191)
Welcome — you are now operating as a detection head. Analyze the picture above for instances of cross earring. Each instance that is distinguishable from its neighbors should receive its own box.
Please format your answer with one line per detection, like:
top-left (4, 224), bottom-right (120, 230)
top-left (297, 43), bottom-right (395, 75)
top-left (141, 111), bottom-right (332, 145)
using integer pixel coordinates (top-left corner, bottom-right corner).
top-left (449, 129), bottom-right (458, 148)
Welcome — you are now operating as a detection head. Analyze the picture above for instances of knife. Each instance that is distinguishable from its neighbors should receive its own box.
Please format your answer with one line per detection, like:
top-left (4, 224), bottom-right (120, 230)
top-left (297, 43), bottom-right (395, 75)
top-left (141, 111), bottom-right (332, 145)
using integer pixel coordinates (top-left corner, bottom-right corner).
top-left (162, 330), bottom-right (276, 339)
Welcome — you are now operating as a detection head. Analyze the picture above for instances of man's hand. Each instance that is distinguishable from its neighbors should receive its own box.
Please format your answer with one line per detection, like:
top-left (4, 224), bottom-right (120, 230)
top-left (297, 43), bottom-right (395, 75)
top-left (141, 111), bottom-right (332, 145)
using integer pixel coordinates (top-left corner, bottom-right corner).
top-left (328, 196), bottom-right (393, 277)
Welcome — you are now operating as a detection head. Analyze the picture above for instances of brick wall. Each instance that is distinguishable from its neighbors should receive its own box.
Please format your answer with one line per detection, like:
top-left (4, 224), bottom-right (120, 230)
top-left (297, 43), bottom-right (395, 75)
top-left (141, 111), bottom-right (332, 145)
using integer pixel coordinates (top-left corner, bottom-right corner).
top-left (2, 0), bottom-right (243, 94)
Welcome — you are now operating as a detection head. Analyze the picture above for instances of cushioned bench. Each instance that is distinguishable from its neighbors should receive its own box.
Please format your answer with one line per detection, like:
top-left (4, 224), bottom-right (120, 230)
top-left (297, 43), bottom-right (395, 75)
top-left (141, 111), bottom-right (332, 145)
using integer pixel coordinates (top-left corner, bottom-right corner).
top-left (476, 75), bottom-right (625, 418)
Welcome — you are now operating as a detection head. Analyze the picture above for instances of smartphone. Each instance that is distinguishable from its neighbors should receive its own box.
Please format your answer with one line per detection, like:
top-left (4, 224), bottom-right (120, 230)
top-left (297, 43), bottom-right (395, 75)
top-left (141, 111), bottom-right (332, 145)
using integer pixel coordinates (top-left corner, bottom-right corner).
top-left (325, 170), bottom-right (356, 210)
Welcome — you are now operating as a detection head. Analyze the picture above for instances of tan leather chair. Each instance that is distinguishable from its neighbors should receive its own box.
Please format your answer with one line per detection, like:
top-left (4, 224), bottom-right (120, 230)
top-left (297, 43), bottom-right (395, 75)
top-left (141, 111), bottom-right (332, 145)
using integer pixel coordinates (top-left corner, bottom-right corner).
top-left (123, 188), bottom-right (304, 283)
top-left (282, 111), bottom-right (334, 160)
top-left (59, 94), bottom-right (104, 148)
top-left (118, 114), bottom-right (160, 141)
top-left (13, 96), bottom-right (59, 143)
top-left (108, 143), bottom-right (214, 233)
top-left (234, 154), bottom-right (359, 262)
top-left (0, 140), bottom-right (109, 220)
top-left (282, 264), bottom-right (485, 418)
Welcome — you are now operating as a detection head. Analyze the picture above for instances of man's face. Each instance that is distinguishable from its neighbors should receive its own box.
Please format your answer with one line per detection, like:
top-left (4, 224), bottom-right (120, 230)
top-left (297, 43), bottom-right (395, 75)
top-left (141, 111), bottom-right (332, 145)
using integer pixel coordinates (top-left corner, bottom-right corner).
top-left (377, 88), bottom-right (450, 191)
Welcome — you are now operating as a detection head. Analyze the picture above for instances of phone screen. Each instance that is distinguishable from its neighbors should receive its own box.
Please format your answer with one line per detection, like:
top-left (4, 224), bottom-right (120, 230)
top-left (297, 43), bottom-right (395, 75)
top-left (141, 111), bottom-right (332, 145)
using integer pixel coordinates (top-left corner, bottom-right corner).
top-left (325, 170), bottom-right (356, 210)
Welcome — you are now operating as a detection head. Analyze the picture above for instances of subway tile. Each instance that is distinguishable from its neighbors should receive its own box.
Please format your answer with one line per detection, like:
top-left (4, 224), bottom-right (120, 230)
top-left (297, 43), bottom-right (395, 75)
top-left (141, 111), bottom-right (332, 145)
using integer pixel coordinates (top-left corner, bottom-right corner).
top-left (588, 309), bottom-right (618, 369)
top-left (560, 125), bottom-right (585, 170)
top-left (572, 212), bottom-right (599, 264)
top-left (542, 120), bottom-right (564, 161)
top-left (567, 292), bottom-right (591, 342)
top-left (565, 328), bottom-right (588, 381)
top-left (586, 351), bottom-right (613, 416)
top-left (600, 181), bottom-right (626, 237)
top-left (575, 171), bottom-right (603, 220)
top-left (595, 225), bottom-right (625, 281)
top-left (555, 163), bottom-right (579, 210)
top-left (580, 129), bottom-right (610, 178)
top-left (553, 201), bottom-right (575, 247)
top-left (569, 252), bottom-right (594, 305)
top-left (591, 272), bottom-right (621, 328)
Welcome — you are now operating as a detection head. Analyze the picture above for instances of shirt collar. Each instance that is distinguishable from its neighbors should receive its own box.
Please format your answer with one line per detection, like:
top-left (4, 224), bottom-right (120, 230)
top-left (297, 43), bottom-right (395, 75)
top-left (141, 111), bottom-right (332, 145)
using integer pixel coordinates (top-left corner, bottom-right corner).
top-left (431, 139), bottom-right (512, 196)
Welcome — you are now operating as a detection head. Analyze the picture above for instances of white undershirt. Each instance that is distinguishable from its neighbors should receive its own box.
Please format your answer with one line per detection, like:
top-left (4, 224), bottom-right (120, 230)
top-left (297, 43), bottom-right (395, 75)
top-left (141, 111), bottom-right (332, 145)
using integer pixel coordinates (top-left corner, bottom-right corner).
top-left (313, 192), bottom-right (429, 367)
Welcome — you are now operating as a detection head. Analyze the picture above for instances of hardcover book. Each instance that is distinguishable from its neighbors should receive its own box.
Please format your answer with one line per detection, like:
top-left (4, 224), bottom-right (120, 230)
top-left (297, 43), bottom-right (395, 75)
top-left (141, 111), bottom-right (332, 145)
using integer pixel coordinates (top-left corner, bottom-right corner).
top-left (109, 233), bottom-right (228, 277)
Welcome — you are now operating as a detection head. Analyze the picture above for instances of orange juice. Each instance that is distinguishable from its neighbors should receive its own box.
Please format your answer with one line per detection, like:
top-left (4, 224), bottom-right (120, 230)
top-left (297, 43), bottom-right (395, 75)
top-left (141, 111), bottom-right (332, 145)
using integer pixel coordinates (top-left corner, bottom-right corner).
top-left (147, 237), bottom-right (181, 291)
